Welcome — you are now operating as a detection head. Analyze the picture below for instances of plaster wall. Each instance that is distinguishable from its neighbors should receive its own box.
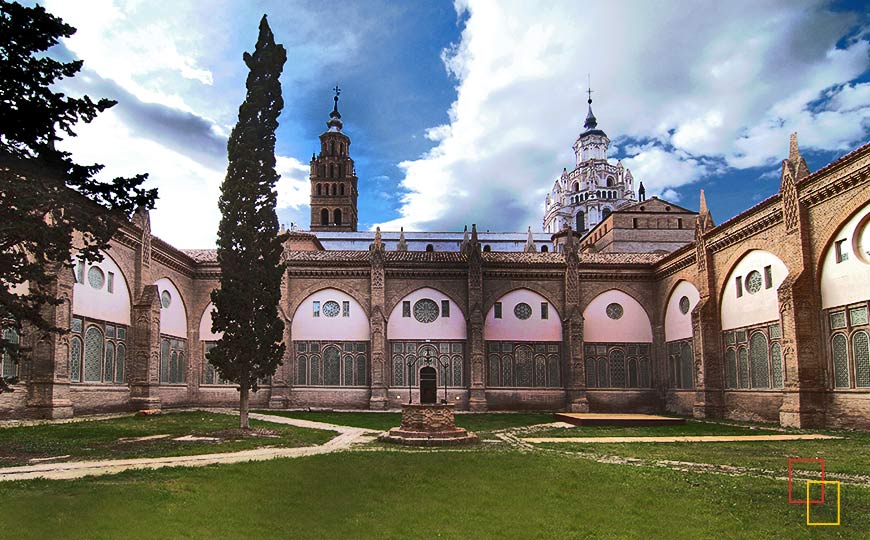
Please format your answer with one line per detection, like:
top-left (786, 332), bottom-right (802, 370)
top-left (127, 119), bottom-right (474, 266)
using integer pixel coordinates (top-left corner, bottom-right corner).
top-left (386, 287), bottom-right (466, 340)
top-left (155, 278), bottom-right (188, 338)
top-left (820, 202), bottom-right (870, 308)
top-left (484, 289), bottom-right (561, 341)
top-left (291, 288), bottom-right (370, 340)
top-left (720, 250), bottom-right (787, 330)
top-left (582, 289), bottom-right (653, 342)
top-left (72, 250), bottom-right (131, 325)
top-left (664, 280), bottom-right (700, 341)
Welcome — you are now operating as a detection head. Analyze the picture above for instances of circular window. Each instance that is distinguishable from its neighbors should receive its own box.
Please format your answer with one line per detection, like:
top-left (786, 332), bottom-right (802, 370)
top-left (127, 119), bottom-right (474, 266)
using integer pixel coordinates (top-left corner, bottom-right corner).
top-left (160, 290), bottom-right (172, 308)
top-left (322, 301), bottom-right (340, 318)
top-left (87, 266), bottom-right (105, 289)
top-left (745, 271), bottom-right (763, 294)
top-left (679, 296), bottom-right (691, 315)
top-left (606, 303), bottom-right (624, 320)
top-left (514, 303), bottom-right (532, 320)
top-left (855, 216), bottom-right (870, 264)
top-left (413, 299), bottom-right (439, 323)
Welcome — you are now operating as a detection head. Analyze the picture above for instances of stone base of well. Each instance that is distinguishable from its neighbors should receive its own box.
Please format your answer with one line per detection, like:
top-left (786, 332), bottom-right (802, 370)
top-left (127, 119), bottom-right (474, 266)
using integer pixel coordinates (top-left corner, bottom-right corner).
top-left (379, 403), bottom-right (478, 446)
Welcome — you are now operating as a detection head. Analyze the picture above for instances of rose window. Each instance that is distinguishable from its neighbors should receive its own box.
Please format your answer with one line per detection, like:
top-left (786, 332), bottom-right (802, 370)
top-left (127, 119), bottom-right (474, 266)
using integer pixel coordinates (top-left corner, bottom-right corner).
top-left (606, 303), bottom-right (624, 320)
top-left (413, 299), bottom-right (439, 323)
top-left (679, 296), bottom-right (690, 315)
top-left (322, 301), bottom-right (340, 317)
top-left (514, 303), bottom-right (532, 320)
top-left (745, 271), bottom-right (763, 294)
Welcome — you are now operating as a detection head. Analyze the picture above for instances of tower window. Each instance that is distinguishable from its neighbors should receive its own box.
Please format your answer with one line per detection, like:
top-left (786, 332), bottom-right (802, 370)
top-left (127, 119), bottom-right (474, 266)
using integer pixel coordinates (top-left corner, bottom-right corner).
top-left (332, 183), bottom-right (337, 195)
top-left (320, 208), bottom-right (329, 225)
top-left (316, 184), bottom-right (322, 196)
top-left (334, 208), bottom-right (342, 225)
top-left (329, 164), bottom-right (334, 178)
top-left (330, 141), bottom-right (335, 155)
top-left (339, 183), bottom-right (345, 196)
top-left (677, 218), bottom-right (683, 229)
top-left (633, 218), bottom-right (638, 229)
top-left (494, 302), bottom-right (502, 319)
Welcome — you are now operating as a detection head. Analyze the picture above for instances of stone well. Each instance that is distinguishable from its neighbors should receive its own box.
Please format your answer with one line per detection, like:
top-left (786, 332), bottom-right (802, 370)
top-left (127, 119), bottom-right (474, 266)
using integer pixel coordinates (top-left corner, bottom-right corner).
top-left (379, 403), bottom-right (477, 446)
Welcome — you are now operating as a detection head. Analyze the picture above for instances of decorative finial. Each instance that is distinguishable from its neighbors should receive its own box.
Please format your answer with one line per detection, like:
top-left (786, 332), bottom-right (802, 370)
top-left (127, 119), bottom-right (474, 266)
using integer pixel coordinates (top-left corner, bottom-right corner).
top-left (583, 75), bottom-right (597, 131)
top-left (638, 181), bottom-right (646, 201)
top-left (586, 74), bottom-right (593, 104)
top-left (524, 226), bottom-right (536, 252)
top-left (397, 226), bottom-right (408, 251)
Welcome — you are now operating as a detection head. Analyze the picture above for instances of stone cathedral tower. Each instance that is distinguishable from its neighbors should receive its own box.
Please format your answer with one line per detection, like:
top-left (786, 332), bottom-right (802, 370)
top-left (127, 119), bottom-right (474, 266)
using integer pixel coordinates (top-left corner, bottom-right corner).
top-left (309, 87), bottom-right (358, 232)
top-left (542, 89), bottom-right (637, 235)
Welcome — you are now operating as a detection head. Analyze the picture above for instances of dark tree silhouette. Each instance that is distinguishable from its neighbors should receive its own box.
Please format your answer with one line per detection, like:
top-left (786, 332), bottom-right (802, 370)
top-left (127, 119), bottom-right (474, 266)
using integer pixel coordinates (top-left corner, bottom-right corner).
top-left (209, 15), bottom-right (287, 429)
top-left (0, 1), bottom-right (157, 392)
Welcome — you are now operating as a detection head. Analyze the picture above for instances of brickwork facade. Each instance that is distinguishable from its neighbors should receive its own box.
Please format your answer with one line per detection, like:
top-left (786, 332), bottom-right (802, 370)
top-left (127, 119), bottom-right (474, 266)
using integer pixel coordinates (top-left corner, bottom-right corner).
top-left (2, 136), bottom-right (869, 430)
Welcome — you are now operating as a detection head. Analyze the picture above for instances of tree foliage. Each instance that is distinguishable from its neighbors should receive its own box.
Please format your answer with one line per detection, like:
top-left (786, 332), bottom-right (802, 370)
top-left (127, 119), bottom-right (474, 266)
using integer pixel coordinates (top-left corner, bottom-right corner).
top-left (209, 15), bottom-right (287, 428)
top-left (0, 1), bottom-right (157, 392)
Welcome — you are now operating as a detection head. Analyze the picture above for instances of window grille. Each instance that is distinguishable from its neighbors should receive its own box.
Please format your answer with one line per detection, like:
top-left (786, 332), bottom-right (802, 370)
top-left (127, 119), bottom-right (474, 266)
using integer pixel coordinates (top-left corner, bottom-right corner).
top-left (832, 334), bottom-right (849, 388)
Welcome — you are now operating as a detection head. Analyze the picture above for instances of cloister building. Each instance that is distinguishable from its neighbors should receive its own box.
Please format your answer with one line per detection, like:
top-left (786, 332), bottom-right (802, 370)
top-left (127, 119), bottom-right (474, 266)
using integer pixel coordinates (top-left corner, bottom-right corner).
top-left (2, 95), bottom-right (869, 430)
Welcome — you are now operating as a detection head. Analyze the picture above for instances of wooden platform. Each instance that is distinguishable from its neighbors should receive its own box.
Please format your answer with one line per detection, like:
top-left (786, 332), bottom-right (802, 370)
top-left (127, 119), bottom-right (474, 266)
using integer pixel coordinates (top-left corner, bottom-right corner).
top-left (553, 413), bottom-right (686, 427)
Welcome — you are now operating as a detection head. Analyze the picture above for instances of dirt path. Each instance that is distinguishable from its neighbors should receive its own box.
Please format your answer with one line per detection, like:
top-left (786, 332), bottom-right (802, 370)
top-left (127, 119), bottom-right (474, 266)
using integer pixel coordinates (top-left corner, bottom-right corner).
top-left (0, 411), bottom-right (375, 482)
top-left (522, 433), bottom-right (841, 444)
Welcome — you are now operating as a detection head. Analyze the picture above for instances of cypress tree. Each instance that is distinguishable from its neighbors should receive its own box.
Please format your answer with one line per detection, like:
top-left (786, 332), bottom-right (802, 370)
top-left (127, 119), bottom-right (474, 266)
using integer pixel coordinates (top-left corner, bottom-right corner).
top-left (0, 1), bottom-right (156, 392)
top-left (210, 15), bottom-right (287, 429)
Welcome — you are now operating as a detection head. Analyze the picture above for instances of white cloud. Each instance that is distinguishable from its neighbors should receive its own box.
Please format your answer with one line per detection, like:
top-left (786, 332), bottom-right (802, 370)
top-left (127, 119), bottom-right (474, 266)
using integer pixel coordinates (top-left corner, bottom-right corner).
top-left (378, 0), bottom-right (870, 232)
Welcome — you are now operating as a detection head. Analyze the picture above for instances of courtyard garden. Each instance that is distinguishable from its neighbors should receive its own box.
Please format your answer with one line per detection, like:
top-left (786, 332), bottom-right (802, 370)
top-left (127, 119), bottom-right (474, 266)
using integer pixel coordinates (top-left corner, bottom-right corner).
top-left (0, 410), bottom-right (868, 539)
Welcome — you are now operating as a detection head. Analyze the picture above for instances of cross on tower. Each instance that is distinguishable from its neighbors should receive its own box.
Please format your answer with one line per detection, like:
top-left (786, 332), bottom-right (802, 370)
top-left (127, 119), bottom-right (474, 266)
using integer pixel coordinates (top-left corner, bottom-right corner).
top-left (586, 75), bottom-right (593, 104)
top-left (333, 85), bottom-right (341, 100)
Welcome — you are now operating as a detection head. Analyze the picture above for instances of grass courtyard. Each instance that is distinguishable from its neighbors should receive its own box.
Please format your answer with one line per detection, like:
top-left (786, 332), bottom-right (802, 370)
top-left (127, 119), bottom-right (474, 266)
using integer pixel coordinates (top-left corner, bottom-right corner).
top-left (1, 410), bottom-right (867, 539)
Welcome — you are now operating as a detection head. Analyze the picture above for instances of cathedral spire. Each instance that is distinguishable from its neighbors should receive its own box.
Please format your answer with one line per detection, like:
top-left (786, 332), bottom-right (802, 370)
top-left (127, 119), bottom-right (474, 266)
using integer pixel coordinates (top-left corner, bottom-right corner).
top-left (584, 80), bottom-right (597, 130)
top-left (327, 84), bottom-right (343, 131)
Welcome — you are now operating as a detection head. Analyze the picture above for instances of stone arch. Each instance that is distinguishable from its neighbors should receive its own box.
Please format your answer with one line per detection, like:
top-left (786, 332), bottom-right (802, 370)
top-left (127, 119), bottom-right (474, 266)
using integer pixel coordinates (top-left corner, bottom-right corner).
top-left (291, 287), bottom-right (370, 341)
top-left (664, 280), bottom-right (701, 342)
top-left (72, 248), bottom-right (132, 326)
top-left (582, 288), bottom-right (653, 342)
top-left (718, 249), bottom-right (788, 331)
top-left (153, 277), bottom-right (188, 338)
top-left (320, 208), bottom-right (329, 225)
top-left (334, 208), bottom-right (342, 225)
top-left (386, 286), bottom-right (467, 340)
top-left (484, 288), bottom-right (562, 342)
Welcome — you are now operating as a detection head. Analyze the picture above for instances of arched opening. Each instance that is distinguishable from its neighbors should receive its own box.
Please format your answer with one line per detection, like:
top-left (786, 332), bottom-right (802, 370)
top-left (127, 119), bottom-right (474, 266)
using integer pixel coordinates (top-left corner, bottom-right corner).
top-left (420, 366), bottom-right (437, 403)
top-left (330, 141), bottom-right (335, 155)
top-left (541, 245), bottom-right (549, 252)
top-left (573, 182), bottom-right (579, 192)
top-left (339, 143), bottom-right (344, 155)
top-left (483, 245), bottom-right (491, 252)
top-left (334, 208), bottom-right (342, 225)
top-left (603, 208), bottom-right (612, 219)
top-left (329, 164), bottom-right (334, 178)
top-left (316, 184), bottom-right (322, 196)
top-left (339, 183), bottom-right (345, 196)
top-left (425, 244), bottom-right (434, 252)
top-left (331, 183), bottom-right (337, 195)
top-left (576, 211), bottom-right (585, 232)
top-left (321, 208), bottom-right (329, 225)
top-left (607, 177), bottom-right (614, 187)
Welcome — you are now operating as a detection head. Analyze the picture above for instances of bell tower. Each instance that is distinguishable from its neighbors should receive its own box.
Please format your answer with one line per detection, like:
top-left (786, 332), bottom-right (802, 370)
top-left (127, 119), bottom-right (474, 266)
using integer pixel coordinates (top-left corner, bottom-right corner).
top-left (309, 86), bottom-right (358, 232)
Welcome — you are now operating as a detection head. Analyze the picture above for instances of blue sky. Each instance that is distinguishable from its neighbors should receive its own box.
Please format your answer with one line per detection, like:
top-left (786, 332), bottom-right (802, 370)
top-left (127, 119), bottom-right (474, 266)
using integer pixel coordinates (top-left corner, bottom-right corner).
top-left (41, 0), bottom-right (870, 248)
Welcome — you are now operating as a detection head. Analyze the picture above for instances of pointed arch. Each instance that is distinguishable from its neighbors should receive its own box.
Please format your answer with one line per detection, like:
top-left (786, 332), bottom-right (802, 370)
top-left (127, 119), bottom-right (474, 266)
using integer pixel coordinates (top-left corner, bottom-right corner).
top-left (290, 288), bottom-right (369, 341)
top-left (582, 289), bottom-right (652, 342)
top-left (719, 249), bottom-right (787, 330)
top-left (386, 287), bottom-right (466, 340)
top-left (664, 280), bottom-right (700, 342)
top-left (154, 277), bottom-right (188, 338)
top-left (484, 288), bottom-right (562, 341)
top-left (72, 249), bottom-right (132, 326)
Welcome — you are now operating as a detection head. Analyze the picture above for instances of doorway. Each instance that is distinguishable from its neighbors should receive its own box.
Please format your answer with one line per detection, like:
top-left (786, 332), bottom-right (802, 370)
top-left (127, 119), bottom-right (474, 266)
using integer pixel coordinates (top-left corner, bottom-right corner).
top-left (419, 366), bottom-right (437, 404)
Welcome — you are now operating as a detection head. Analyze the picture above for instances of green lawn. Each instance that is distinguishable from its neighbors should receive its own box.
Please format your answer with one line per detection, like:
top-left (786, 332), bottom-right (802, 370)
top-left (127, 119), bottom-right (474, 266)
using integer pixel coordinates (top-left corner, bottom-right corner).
top-left (529, 419), bottom-right (783, 438)
top-left (537, 428), bottom-right (870, 476)
top-left (1, 450), bottom-right (866, 539)
top-left (0, 411), bottom-right (335, 467)
top-left (255, 410), bottom-right (553, 434)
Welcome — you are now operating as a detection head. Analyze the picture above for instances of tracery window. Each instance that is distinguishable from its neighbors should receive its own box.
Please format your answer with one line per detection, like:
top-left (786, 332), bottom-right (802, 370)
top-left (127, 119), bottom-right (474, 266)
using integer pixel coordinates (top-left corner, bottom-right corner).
top-left (827, 302), bottom-right (870, 389)
top-left (679, 296), bottom-right (690, 315)
top-left (159, 336), bottom-right (186, 384)
top-left (486, 341), bottom-right (558, 387)
top-left (583, 343), bottom-right (651, 388)
top-left (667, 339), bottom-right (694, 389)
top-left (1, 327), bottom-right (20, 379)
top-left (391, 341), bottom-right (463, 387)
top-left (69, 316), bottom-right (126, 384)
top-left (605, 303), bottom-right (623, 320)
top-left (295, 341), bottom-right (368, 386)
top-left (514, 303), bottom-right (532, 320)
top-left (745, 271), bottom-right (763, 294)
top-left (87, 266), bottom-right (105, 289)
top-left (413, 299), bottom-right (439, 323)
top-left (722, 322), bottom-right (782, 389)
top-left (322, 301), bottom-right (340, 318)
top-left (202, 342), bottom-right (230, 385)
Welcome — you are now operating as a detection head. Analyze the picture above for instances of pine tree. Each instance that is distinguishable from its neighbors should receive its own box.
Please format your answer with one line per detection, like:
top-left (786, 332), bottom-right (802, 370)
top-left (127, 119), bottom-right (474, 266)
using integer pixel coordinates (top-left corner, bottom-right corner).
top-left (0, 1), bottom-right (157, 392)
top-left (210, 15), bottom-right (287, 429)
